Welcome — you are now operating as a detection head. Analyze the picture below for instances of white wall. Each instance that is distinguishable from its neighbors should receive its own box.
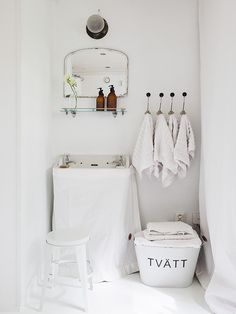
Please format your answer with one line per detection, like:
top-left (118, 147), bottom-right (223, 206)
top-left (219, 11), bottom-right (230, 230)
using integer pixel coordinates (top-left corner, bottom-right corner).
top-left (0, 0), bottom-right (18, 311)
top-left (19, 0), bottom-right (52, 306)
top-left (52, 0), bottom-right (200, 225)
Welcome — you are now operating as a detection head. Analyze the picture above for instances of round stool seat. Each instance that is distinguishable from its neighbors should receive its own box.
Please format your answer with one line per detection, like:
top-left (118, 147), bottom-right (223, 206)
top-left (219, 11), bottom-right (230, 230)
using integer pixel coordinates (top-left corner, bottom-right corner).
top-left (40, 228), bottom-right (92, 312)
top-left (46, 229), bottom-right (89, 247)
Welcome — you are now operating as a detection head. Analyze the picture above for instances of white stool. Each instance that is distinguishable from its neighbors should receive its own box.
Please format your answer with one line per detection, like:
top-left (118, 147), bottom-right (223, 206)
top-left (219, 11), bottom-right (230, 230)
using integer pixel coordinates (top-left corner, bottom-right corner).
top-left (40, 229), bottom-right (92, 312)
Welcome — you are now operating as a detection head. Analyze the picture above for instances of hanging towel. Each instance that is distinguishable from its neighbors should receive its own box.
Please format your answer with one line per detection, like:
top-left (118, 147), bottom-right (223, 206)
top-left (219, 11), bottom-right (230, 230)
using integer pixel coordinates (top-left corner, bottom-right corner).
top-left (174, 114), bottom-right (195, 178)
top-left (132, 113), bottom-right (154, 177)
top-left (168, 114), bottom-right (179, 145)
top-left (153, 114), bottom-right (178, 187)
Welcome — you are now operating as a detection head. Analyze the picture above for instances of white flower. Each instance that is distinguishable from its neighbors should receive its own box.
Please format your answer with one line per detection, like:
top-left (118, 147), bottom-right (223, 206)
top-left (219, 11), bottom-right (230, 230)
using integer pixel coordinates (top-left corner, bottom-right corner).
top-left (64, 73), bottom-right (79, 109)
top-left (64, 74), bottom-right (77, 87)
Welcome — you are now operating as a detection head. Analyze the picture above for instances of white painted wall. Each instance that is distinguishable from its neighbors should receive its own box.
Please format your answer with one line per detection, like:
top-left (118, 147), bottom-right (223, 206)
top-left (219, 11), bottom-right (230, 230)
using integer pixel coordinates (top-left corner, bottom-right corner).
top-left (51, 0), bottom-right (200, 225)
top-left (0, 0), bottom-right (18, 311)
top-left (19, 0), bottom-right (52, 306)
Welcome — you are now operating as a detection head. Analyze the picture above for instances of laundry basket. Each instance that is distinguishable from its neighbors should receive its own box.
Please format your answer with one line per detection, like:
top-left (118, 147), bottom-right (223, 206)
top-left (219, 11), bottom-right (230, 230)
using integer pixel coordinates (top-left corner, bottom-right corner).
top-left (134, 230), bottom-right (201, 287)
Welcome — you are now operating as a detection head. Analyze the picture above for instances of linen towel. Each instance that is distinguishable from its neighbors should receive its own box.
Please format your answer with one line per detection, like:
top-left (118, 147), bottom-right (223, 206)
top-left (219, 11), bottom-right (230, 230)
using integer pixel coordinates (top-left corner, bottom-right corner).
top-left (132, 113), bottom-right (154, 177)
top-left (168, 113), bottom-right (179, 145)
top-left (174, 114), bottom-right (195, 178)
top-left (147, 221), bottom-right (194, 236)
top-left (153, 114), bottom-right (178, 186)
top-left (143, 229), bottom-right (195, 241)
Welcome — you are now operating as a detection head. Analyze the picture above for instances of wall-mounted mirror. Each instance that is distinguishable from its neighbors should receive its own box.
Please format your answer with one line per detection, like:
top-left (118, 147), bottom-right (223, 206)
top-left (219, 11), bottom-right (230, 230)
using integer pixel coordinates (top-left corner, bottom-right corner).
top-left (64, 48), bottom-right (128, 98)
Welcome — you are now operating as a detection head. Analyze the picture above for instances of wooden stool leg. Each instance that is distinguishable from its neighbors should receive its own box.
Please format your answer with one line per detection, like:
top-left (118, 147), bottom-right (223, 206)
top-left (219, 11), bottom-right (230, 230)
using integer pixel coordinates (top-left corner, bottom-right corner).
top-left (75, 245), bottom-right (89, 312)
top-left (39, 243), bottom-right (51, 311)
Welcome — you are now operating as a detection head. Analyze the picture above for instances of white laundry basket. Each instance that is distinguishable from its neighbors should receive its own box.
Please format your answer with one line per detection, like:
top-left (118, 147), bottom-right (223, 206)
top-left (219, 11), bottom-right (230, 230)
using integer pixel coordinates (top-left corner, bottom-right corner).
top-left (134, 230), bottom-right (201, 287)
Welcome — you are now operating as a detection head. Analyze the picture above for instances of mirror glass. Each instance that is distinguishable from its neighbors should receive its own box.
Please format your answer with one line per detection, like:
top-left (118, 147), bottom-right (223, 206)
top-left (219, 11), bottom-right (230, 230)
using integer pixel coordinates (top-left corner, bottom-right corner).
top-left (64, 48), bottom-right (128, 98)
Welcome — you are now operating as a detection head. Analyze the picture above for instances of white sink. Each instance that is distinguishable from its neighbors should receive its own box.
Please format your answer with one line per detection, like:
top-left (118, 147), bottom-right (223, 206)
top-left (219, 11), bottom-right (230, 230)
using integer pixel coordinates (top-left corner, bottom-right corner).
top-left (55, 154), bottom-right (130, 169)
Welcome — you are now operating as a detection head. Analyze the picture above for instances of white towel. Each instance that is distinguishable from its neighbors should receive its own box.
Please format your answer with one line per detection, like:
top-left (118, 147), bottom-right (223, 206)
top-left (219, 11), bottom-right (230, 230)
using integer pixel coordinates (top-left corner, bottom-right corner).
top-left (168, 114), bottom-right (179, 145)
top-left (153, 114), bottom-right (178, 187)
top-left (147, 221), bottom-right (194, 236)
top-left (174, 114), bottom-right (195, 178)
top-left (143, 229), bottom-right (195, 241)
top-left (132, 113), bottom-right (154, 177)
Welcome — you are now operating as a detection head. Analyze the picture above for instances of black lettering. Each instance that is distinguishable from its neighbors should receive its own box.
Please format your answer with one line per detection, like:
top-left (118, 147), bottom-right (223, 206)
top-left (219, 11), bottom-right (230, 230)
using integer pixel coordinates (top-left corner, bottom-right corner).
top-left (181, 259), bottom-right (187, 268)
top-left (163, 259), bottom-right (171, 268)
top-left (173, 259), bottom-right (179, 268)
top-left (148, 258), bottom-right (154, 266)
top-left (155, 259), bottom-right (163, 267)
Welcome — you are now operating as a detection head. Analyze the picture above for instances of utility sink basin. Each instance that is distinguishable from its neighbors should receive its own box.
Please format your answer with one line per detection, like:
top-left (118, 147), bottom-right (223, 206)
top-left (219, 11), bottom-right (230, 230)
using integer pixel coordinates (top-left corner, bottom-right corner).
top-left (55, 154), bottom-right (130, 169)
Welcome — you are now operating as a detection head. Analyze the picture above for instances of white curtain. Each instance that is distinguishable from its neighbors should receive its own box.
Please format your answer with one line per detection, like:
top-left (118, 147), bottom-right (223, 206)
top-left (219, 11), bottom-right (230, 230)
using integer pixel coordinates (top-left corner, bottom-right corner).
top-left (198, 1), bottom-right (236, 313)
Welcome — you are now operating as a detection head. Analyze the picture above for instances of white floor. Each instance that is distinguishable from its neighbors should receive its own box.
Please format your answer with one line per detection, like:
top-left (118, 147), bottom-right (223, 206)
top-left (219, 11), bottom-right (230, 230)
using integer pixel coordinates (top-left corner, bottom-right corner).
top-left (16, 273), bottom-right (212, 314)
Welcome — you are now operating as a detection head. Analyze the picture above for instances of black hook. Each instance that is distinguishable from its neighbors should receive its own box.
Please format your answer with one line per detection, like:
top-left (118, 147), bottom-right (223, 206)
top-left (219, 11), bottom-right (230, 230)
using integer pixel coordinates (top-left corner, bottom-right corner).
top-left (181, 92), bottom-right (187, 114)
top-left (157, 93), bottom-right (164, 114)
top-left (145, 92), bottom-right (151, 114)
top-left (169, 92), bottom-right (175, 114)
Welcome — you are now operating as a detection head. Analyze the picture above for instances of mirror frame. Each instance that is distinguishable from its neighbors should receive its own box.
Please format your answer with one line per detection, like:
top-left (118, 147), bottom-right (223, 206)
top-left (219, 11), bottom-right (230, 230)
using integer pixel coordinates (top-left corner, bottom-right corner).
top-left (63, 47), bottom-right (129, 98)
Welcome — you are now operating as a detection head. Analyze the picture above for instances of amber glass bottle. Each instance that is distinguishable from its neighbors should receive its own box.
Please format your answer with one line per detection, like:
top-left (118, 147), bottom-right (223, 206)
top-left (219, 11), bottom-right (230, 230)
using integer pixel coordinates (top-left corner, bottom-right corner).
top-left (96, 88), bottom-right (105, 111)
top-left (107, 85), bottom-right (117, 111)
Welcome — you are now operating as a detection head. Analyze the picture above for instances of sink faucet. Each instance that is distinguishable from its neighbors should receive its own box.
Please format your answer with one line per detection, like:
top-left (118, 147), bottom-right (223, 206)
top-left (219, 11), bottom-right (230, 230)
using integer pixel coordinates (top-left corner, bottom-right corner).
top-left (118, 155), bottom-right (125, 166)
top-left (63, 154), bottom-right (76, 167)
top-left (111, 155), bottom-right (125, 167)
top-left (64, 154), bottom-right (70, 164)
